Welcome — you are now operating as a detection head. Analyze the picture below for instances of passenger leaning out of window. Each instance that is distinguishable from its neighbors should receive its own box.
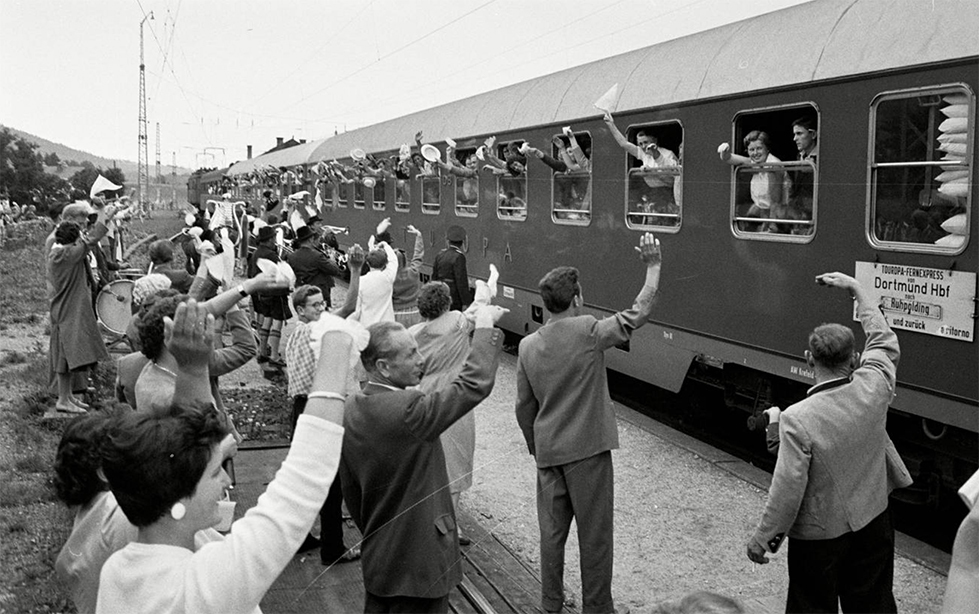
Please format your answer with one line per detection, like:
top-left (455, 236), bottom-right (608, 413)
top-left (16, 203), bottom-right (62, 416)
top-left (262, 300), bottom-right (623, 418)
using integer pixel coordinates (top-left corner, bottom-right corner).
top-left (718, 130), bottom-right (792, 233)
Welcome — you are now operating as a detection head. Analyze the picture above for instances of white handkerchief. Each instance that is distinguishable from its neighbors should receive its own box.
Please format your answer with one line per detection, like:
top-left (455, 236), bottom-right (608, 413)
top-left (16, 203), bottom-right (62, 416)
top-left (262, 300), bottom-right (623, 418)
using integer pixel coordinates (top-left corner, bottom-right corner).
top-left (307, 313), bottom-right (371, 370)
top-left (256, 258), bottom-right (297, 286)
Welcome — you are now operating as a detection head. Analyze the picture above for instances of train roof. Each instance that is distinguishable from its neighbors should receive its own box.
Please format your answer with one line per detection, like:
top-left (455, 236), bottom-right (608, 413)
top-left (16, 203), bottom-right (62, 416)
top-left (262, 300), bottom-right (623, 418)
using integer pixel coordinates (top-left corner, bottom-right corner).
top-left (197, 166), bottom-right (230, 182)
top-left (228, 0), bottom-right (977, 175)
top-left (229, 140), bottom-right (323, 176)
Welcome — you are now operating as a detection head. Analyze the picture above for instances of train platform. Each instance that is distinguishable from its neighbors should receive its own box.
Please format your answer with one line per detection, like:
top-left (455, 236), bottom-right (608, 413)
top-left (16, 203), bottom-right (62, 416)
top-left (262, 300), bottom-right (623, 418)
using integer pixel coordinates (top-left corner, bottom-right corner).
top-left (226, 352), bottom-right (950, 614)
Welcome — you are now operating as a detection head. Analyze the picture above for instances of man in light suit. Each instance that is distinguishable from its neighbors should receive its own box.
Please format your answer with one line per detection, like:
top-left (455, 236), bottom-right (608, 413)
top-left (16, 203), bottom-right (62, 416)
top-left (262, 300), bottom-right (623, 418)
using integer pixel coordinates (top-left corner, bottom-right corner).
top-left (516, 232), bottom-right (662, 614)
top-left (339, 305), bottom-right (506, 613)
top-left (748, 272), bottom-right (912, 614)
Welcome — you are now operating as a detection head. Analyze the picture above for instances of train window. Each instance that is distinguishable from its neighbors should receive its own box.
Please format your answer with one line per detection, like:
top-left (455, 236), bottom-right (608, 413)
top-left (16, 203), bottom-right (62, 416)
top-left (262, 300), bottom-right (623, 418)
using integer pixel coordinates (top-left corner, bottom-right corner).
top-left (452, 146), bottom-right (479, 218)
top-left (551, 130), bottom-right (592, 226)
top-left (371, 177), bottom-right (386, 211)
top-left (395, 179), bottom-right (410, 212)
top-left (337, 181), bottom-right (349, 208)
top-left (353, 181), bottom-right (366, 209)
top-left (624, 121), bottom-right (683, 231)
top-left (421, 176), bottom-right (440, 214)
top-left (496, 140), bottom-right (527, 220)
top-left (869, 86), bottom-right (973, 253)
top-left (727, 106), bottom-right (818, 240)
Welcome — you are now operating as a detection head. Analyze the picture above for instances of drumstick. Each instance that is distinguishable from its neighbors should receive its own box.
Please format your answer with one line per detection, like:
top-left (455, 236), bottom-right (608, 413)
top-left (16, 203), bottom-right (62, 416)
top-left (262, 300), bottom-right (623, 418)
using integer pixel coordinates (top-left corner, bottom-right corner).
top-left (103, 288), bottom-right (127, 302)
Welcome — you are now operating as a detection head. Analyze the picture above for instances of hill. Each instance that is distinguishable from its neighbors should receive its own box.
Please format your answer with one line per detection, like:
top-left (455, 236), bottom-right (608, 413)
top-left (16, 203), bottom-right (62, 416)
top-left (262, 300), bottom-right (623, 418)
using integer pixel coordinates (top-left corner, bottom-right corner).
top-left (1, 124), bottom-right (193, 179)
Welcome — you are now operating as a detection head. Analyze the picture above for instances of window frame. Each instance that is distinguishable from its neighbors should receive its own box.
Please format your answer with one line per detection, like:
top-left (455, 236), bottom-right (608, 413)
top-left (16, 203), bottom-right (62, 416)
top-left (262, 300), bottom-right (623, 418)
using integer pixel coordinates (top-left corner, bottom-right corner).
top-left (623, 119), bottom-right (684, 234)
top-left (337, 181), bottom-right (350, 208)
top-left (353, 180), bottom-right (366, 210)
top-left (394, 178), bottom-right (410, 213)
top-left (727, 103), bottom-right (819, 243)
top-left (551, 129), bottom-right (593, 227)
top-left (421, 176), bottom-right (441, 215)
top-left (371, 177), bottom-right (387, 212)
top-left (866, 83), bottom-right (973, 255)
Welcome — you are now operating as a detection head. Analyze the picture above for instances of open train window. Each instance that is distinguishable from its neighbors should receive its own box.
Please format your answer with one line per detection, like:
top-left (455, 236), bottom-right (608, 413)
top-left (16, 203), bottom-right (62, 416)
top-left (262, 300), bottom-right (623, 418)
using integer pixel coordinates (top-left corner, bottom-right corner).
top-left (451, 146), bottom-right (479, 218)
top-left (624, 121), bottom-right (682, 231)
top-left (337, 181), bottom-right (349, 208)
top-left (495, 139), bottom-right (527, 221)
top-left (353, 181), bottom-right (366, 210)
top-left (727, 105), bottom-right (817, 241)
top-left (551, 130), bottom-right (592, 226)
top-left (371, 177), bottom-right (386, 211)
top-left (395, 179), bottom-right (410, 212)
top-left (869, 86), bottom-right (973, 253)
top-left (421, 176), bottom-right (440, 215)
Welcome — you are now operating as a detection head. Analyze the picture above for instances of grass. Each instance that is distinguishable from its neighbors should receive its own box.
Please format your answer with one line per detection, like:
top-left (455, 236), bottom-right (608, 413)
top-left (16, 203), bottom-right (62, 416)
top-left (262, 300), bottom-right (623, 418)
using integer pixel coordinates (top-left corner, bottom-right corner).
top-left (0, 216), bottom-right (185, 613)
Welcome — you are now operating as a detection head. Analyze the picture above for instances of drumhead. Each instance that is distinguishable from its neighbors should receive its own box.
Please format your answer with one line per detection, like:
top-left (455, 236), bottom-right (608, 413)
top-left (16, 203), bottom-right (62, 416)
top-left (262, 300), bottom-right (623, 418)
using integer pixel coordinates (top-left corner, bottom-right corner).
top-left (96, 279), bottom-right (134, 335)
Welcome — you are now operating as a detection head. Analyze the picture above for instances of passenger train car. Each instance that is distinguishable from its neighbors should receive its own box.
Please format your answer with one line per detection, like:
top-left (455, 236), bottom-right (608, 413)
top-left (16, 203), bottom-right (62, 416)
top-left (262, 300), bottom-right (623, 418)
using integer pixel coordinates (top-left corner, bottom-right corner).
top-left (220, 0), bottom-right (978, 504)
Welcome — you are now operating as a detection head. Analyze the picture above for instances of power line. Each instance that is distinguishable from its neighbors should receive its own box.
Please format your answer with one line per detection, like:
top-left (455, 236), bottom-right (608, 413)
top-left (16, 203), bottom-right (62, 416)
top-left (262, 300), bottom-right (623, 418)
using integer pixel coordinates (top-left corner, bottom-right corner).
top-left (279, 0), bottom-right (499, 114)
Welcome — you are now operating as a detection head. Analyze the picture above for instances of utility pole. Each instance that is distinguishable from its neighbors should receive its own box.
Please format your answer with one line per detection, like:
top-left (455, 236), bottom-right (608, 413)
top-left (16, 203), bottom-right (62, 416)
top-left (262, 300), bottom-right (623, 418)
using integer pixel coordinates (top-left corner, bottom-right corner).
top-left (171, 151), bottom-right (177, 209)
top-left (155, 122), bottom-right (162, 184)
top-left (137, 11), bottom-right (153, 217)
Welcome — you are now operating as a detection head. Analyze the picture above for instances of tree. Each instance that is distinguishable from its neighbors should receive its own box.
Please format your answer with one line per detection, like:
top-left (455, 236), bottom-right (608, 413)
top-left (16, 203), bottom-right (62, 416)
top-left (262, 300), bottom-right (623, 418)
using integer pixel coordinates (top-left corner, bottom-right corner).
top-left (0, 127), bottom-right (68, 212)
top-left (43, 152), bottom-right (61, 167)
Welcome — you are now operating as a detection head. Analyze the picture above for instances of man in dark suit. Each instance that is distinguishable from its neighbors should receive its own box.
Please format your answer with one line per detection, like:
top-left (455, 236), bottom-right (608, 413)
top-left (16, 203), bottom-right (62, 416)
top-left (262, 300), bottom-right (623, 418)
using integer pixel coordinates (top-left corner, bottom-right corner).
top-left (432, 225), bottom-right (472, 311)
top-left (287, 225), bottom-right (342, 308)
top-left (339, 305), bottom-right (507, 613)
top-left (748, 272), bottom-right (911, 614)
top-left (516, 233), bottom-right (662, 614)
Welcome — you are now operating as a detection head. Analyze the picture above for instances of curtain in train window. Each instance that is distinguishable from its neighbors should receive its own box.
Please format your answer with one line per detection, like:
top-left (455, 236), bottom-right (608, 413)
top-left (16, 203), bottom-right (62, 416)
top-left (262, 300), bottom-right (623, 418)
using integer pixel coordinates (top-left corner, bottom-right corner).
top-left (451, 146), bottom-right (479, 217)
top-left (870, 88), bottom-right (973, 252)
top-left (422, 177), bottom-right (441, 214)
top-left (318, 181), bottom-right (338, 210)
top-left (625, 122), bottom-right (682, 231)
top-left (395, 179), bottom-right (410, 212)
top-left (337, 181), bottom-right (350, 208)
top-left (551, 131), bottom-right (592, 225)
top-left (727, 107), bottom-right (817, 239)
top-left (353, 181), bottom-right (366, 209)
top-left (371, 178), bottom-right (386, 211)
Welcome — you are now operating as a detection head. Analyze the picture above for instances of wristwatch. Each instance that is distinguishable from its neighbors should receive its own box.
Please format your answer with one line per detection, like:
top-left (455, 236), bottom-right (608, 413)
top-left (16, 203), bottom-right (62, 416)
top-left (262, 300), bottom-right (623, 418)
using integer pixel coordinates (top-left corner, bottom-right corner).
top-left (237, 284), bottom-right (248, 298)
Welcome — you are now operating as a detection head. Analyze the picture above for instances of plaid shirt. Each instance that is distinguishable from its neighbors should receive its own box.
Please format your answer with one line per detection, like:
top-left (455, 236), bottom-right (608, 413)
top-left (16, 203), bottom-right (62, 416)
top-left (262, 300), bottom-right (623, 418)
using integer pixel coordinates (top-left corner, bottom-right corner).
top-left (285, 320), bottom-right (316, 398)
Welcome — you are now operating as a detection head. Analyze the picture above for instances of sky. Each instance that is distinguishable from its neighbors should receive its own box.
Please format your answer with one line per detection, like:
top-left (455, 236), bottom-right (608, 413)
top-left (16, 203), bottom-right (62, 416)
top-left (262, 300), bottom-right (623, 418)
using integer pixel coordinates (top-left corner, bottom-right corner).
top-left (1, 0), bottom-right (811, 170)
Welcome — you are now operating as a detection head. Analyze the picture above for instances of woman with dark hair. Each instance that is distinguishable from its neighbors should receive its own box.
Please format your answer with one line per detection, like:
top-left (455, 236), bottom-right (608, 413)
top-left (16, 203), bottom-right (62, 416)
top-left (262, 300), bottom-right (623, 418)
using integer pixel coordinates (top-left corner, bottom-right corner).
top-left (54, 409), bottom-right (138, 614)
top-left (408, 281), bottom-right (478, 545)
top-left (96, 299), bottom-right (355, 613)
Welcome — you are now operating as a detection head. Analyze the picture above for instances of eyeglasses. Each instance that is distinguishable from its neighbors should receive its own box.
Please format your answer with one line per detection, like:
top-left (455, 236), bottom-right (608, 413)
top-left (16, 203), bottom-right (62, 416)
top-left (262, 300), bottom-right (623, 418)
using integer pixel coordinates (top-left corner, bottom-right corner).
top-left (306, 301), bottom-right (325, 309)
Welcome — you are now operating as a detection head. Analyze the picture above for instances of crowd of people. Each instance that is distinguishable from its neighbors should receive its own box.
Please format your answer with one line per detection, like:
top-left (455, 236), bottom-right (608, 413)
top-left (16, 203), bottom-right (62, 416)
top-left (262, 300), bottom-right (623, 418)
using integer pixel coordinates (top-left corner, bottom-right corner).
top-left (38, 166), bottom-right (978, 614)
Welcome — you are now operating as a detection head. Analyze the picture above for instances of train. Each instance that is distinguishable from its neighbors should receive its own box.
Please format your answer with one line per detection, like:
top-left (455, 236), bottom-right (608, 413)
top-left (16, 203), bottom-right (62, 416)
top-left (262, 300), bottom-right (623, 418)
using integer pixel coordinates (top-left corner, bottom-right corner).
top-left (192, 0), bottom-right (977, 506)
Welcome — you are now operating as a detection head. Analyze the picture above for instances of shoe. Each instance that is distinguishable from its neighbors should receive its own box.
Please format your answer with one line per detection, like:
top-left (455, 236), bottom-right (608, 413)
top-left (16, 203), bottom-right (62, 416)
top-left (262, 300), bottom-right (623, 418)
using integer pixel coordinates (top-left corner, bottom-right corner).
top-left (297, 534), bottom-right (320, 554)
top-left (458, 533), bottom-right (471, 546)
top-left (256, 354), bottom-right (269, 364)
top-left (69, 396), bottom-right (91, 409)
top-left (268, 358), bottom-right (287, 369)
top-left (55, 402), bottom-right (87, 414)
top-left (322, 545), bottom-right (361, 566)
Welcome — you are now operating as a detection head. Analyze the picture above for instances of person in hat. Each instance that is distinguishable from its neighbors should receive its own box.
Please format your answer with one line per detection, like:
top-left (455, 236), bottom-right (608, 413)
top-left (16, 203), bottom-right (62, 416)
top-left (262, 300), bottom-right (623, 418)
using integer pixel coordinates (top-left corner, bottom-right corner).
top-left (247, 225), bottom-right (292, 368)
top-left (148, 240), bottom-right (193, 294)
top-left (432, 225), bottom-right (472, 312)
top-left (287, 225), bottom-right (343, 309)
top-left (45, 202), bottom-right (119, 406)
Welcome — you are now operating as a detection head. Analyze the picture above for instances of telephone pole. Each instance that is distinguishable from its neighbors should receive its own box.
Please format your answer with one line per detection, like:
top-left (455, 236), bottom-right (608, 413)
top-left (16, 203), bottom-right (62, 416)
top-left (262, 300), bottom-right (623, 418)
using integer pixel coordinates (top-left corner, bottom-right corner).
top-left (137, 11), bottom-right (153, 216)
top-left (155, 122), bottom-right (162, 184)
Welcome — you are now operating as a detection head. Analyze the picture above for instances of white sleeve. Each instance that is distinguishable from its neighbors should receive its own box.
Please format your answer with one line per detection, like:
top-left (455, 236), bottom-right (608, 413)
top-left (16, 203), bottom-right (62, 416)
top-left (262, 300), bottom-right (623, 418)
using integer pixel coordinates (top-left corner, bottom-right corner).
top-left (180, 417), bottom-right (343, 613)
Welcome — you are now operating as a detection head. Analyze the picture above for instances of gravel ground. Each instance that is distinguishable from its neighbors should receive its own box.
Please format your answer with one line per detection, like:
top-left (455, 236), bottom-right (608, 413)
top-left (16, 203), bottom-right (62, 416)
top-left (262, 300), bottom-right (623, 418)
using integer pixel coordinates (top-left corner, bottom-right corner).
top-left (461, 352), bottom-right (948, 613)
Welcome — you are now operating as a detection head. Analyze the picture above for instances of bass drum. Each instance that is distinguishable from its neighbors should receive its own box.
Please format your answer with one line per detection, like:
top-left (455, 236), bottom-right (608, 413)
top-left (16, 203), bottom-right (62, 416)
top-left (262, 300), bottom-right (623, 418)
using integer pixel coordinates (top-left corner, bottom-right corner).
top-left (96, 279), bottom-right (134, 335)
